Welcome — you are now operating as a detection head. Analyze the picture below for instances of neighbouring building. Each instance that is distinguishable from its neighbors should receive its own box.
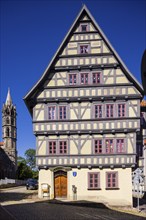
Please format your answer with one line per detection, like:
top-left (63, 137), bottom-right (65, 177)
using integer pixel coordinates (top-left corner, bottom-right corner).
top-left (0, 89), bottom-right (17, 179)
top-left (140, 100), bottom-right (146, 190)
top-left (24, 5), bottom-right (144, 206)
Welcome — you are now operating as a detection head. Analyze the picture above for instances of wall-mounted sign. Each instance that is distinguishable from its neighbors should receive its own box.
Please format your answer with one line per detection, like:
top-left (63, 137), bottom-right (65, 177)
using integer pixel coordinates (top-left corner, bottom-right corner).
top-left (73, 171), bottom-right (77, 177)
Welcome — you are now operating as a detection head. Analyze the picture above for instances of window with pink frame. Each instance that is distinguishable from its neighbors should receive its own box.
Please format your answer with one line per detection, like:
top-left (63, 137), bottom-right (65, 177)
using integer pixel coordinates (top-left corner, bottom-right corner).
top-left (59, 106), bottom-right (67, 119)
top-left (88, 173), bottom-right (100, 189)
top-left (49, 141), bottom-right (56, 154)
top-left (118, 104), bottom-right (125, 117)
top-left (59, 141), bottom-right (67, 154)
top-left (81, 73), bottom-right (88, 84)
top-left (92, 72), bottom-right (101, 84)
top-left (106, 104), bottom-right (114, 118)
top-left (106, 172), bottom-right (118, 189)
top-left (105, 139), bottom-right (114, 153)
top-left (48, 106), bottom-right (56, 120)
top-left (95, 105), bottom-right (102, 118)
top-left (69, 74), bottom-right (77, 85)
top-left (94, 140), bottom-right (102, 153)
top-left (116, 139), bottom-right (125, 153)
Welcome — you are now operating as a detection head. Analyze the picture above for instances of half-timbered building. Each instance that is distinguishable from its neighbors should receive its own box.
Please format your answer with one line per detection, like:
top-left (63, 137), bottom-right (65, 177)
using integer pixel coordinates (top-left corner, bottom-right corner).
top-left (140, 100), bottom-right (146, 191)
top-left (24, 5), bottom-right (144, 206)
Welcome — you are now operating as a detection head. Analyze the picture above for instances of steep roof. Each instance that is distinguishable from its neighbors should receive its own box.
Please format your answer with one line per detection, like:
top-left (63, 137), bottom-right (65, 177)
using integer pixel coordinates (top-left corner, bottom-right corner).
top-left (24, 5), bottom-right (144, 114)
top-left (6, 88), bottom-right (12, 106)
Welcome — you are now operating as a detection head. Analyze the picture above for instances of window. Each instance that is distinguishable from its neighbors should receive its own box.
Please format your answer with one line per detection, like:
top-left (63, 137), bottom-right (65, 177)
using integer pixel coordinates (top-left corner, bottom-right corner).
top-left (81, 73), bottom-right (88, 84)
top-left (118, 104), bottom-right (125, 117)
top-left (59, 141), bottom-right (67, 154)
top-left (94, 140), bottom-right (102, 153)
top-left (106, 104), bottom-right (114, 118)
top-left (95, 105), bottom-right (102, 118)
top-left (6, 127), bottom-right (10, 137)
top-left (49, 141), bottom-right (56, 154)
top-left (137, 144), bottom-right (143, 157)
top-left (140, 112), bottom-right (145, 125)
top-left (88, 173), bottom-right (100, 189)
top-left (11, 118), bottom-right (14, 125)
top-left (69, 74), bottom-right (77, 85)
top-left (48, 106), bottom-right (56, 120)
top-left (59, 106), bottom-right (67, 119)
top-left (80, 45), bottom-right (89, 54)
top-left (106, 172), bottom-right (118, 189)
top-left (116, 139), bottom-right (125, 153)
top-left (105, 139), bottom-right (114, 153)
top-left (6, 117), bottom-right (9, 124)
top-left (80, 24), bottom-right (88, 32)
top-left (92, 72), bottom-right (101, 84)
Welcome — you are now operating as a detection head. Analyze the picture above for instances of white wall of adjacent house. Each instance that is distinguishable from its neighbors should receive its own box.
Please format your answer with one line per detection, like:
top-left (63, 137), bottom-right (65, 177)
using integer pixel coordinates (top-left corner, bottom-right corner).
top-left (38, 168), bottom-right (132, 206)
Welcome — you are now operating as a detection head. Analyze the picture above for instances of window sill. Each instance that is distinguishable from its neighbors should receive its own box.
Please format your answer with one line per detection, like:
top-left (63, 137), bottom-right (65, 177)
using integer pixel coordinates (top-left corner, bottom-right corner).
top-left (105, 188), bottom-right (119, 190)
top-left (87, 188), bottom-right (101, 190)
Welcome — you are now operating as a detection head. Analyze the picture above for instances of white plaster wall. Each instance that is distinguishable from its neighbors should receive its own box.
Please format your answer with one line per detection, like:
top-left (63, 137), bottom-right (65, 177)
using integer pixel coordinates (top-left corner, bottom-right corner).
top-left (67, 168), bottom-right (132, 206)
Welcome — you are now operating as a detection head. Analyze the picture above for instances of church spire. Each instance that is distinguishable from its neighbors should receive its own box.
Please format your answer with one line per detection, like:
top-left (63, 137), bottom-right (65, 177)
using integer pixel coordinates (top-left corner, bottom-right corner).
top-left (5, 88), bottom-right (12, 106)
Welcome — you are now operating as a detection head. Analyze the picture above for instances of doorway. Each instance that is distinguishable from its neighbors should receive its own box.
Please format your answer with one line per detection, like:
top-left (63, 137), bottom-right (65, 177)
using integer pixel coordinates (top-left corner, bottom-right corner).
top-left (54, 170), bottom-right (67, 198)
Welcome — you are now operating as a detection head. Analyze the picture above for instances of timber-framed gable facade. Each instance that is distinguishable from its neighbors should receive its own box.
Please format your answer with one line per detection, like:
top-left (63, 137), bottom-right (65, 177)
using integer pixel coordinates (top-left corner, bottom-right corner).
top-left (24, 5), bottom-right (144, 206)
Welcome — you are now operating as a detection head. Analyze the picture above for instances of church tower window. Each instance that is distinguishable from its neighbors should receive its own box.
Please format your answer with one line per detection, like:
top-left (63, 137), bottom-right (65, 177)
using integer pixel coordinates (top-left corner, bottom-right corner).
top-left (6, 117), bottom-right (9, 124)
top-left (6, 127), bottom-right (10, 137)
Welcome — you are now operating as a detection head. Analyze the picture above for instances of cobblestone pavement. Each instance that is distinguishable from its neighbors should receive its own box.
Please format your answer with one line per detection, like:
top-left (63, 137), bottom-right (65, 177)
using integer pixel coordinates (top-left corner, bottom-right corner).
top-left (0, 186), bottom-right (145, 220)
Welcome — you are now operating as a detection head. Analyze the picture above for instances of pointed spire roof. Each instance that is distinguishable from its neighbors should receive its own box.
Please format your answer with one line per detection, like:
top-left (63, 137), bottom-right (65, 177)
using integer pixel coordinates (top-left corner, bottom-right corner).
top-left (5, 88), bottom-right (12, 106)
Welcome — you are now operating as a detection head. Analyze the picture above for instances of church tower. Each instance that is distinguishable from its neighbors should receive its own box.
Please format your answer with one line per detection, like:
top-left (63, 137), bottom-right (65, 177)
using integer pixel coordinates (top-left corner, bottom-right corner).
top-left (2, 88), bottom-right (17, 176)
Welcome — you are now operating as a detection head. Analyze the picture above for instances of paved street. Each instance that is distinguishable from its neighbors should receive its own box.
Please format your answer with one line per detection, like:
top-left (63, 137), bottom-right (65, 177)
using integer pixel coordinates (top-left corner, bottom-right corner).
top-left (0, 186), bottom-right (145, 220)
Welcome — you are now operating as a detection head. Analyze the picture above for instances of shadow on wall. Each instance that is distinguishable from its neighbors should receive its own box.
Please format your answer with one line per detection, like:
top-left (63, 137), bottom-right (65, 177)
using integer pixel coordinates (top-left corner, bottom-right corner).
top-left (0, 148), bottom-right (16, 179)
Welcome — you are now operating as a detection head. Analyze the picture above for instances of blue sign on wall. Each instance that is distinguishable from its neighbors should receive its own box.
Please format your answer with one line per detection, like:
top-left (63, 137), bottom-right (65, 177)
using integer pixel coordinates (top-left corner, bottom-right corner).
top-left (73, 172), bottom-right (77, 177)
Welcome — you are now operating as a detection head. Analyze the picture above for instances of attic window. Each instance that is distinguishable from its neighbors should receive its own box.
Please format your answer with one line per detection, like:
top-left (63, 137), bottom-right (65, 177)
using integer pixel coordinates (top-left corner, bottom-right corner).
top-left (80, 24), bottom-right (88, 32)
top-left (80, 45), bottom-right (89, 54)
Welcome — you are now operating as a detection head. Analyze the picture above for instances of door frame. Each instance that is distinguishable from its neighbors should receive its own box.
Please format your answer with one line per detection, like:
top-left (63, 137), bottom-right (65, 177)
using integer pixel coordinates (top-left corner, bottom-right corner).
top-left (54, 170), bottom-right (67, 198)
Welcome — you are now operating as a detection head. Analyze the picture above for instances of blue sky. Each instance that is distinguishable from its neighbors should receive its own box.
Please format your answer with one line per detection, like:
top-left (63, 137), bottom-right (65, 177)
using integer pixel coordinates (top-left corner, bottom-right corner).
top-left (0, 0), bottom-right (146, 157)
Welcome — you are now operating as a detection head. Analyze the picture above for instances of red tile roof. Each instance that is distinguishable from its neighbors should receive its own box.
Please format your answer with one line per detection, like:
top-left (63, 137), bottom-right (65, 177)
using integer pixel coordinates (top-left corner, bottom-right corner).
top-left (141, 100), bottom-right (146, 107)
top-left (0, 142), bottom-right (4, 147)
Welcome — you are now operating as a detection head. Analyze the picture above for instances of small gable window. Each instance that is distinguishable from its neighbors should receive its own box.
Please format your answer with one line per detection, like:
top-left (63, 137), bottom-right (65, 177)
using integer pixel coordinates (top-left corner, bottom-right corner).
top-left (80, 24), bottom-right (88, 32)
top-left (80, 45), bottom-right (89, 54)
